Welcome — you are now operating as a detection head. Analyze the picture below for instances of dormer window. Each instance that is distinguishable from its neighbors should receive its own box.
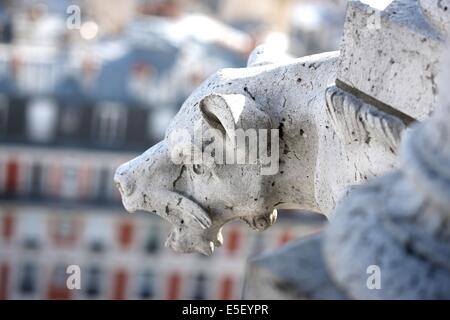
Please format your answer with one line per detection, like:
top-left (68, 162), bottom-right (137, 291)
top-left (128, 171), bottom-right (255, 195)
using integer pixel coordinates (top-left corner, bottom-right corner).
top-left (93, 102), bottom-right (127, 145)
top-left (128, 62), bottom-right (156, 104)
top-left (26, 98), bottom-right (57, 143)
top-left (59, 106), bottom-right (80, 138)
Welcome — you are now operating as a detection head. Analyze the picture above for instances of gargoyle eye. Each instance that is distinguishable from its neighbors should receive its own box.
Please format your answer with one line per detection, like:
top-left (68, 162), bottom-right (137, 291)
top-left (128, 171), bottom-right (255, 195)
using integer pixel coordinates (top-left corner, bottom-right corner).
top-left (192, 164), bottom-right (204, 175)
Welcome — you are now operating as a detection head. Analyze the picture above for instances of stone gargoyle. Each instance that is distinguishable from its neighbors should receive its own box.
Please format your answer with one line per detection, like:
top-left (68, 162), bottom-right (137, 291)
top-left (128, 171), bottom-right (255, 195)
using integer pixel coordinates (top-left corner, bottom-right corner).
top-left (114, 47), bottom-right (408, 255)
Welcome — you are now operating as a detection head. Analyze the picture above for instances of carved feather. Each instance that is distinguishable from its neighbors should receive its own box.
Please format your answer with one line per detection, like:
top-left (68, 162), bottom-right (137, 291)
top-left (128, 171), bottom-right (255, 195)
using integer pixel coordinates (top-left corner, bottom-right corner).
top-left (325, 86), bottom-right (407, 152)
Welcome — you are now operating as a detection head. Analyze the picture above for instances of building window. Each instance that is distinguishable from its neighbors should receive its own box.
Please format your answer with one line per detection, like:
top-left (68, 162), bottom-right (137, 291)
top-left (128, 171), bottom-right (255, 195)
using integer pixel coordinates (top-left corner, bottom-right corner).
top-left (59, 106), bottom-right (80, 137)
top-left (94, 167), bottom-right (110, 201)
top-left (138, 270), bottom-right (155, 299)
top-left (85, 217), bottom-right (111, 253)
top-left (51, 217), bottom-right (78, 247)
top-left (23, 236), bottom-right (40, 250)
top-left (26, 98), bottom-right (57, 143)
top-left (18, 262), bottom-right (37, 295)
top-left (93, 102), bottom-right (127, 145)
top-left (20, 214), bottom-right (43, 250)
top-left (0, 94), bottom-right (9, 136)
top-left (88, 239), bottom-right (105, 253)
top-left (192, 273), bottom-right (208, 300)
top-left (30, 162), bottom-right (42, 198)
top-left (85, 266), bottom-right (102, 298)
top-left (144, 223), bottom-right (160, 255)
top-left (61, 166), bottom-right (78, 200)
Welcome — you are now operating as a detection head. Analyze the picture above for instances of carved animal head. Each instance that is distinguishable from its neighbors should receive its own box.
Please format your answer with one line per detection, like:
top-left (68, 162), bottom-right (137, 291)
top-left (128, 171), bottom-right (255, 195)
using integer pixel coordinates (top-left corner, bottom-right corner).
top-left (114, 74), bottom-right (279, 255)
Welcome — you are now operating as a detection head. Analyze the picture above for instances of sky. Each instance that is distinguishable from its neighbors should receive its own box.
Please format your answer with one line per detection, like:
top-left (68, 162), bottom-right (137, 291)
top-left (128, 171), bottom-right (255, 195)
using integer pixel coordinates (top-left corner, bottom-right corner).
top-left (360, 0), bottom-right (393, 10)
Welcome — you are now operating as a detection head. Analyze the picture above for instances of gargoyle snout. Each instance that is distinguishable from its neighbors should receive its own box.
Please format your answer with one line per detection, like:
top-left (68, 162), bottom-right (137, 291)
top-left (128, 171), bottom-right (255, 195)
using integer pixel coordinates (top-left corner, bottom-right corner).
top-left (114, 142), bottom-right (169, 200)
top-left (114, 163), bottom-right (136, 197)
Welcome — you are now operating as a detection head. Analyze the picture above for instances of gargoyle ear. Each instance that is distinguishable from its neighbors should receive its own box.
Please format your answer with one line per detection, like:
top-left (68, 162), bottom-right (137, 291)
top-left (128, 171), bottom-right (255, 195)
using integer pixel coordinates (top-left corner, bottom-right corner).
top-left (199, 93), bottom-right (271, 139)
top-left (199, 94), bottom-right (242, 138)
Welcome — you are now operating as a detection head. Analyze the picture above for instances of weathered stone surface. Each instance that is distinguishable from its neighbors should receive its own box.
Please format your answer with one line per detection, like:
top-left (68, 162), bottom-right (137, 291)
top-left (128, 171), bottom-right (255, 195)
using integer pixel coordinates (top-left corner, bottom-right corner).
top-left (248, 37), bottom-right (450, 301)
top-left (241, 1), bottom-right (450, 300)
top-left (338, 0), bottom-right (445, 121)
top-left (324, 90), bottom-right (450, 298)
top-left (243, 235), bottom-right (346, 300)
top-left (324, 171), bottom-right (450, 299)
top-left (420, 0), bottom-right (450, 35)
top-left (246, 44), bottom-right (293, 67)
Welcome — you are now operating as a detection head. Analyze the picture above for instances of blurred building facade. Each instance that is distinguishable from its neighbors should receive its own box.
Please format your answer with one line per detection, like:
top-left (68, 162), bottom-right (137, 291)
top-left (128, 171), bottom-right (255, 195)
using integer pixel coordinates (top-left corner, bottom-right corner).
top-left (0, 0), bottom-right (328, 300)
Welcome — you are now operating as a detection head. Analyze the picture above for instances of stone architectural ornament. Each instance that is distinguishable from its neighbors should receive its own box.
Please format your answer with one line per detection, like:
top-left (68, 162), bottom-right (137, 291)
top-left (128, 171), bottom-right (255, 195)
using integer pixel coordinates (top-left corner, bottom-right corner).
top-left (114, 0), bottom-right (448, 256)
top-left (245, 44), bottom-right (450, 299)
top-left (323, 88), bottom-right (450, 299)
top-left (114, 45), bottom-right (412, 255)
top-left (244, 0), bottom-right (450, 299)
top-left (337, 0), bottom-right (444, 121)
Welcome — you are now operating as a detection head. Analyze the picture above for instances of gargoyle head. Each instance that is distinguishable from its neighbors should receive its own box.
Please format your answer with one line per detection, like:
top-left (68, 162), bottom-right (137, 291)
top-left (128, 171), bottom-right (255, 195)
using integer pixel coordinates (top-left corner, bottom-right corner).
top-left (114, 76), bottom-right (280, 255)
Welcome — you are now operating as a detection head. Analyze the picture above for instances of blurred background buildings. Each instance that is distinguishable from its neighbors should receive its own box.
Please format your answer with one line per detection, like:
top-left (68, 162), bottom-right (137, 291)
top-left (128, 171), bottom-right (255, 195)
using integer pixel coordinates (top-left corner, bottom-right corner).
top-left (0, 0), bottom-right (346, 299)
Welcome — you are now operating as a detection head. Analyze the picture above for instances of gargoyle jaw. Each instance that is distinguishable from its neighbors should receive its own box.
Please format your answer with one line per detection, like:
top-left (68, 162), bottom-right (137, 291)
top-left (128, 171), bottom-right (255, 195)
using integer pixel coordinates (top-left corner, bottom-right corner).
top-left (115, 183), bottom-right (219, 255)
top-left (165, 227), bottom-right (217, 256)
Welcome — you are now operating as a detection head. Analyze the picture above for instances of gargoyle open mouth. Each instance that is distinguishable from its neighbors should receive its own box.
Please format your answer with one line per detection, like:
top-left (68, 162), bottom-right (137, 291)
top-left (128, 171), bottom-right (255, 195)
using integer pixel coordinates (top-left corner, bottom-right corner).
top-left (119, 188), bottom-right (219, 255)
top-left (150, 192), bottom-right (220, 255)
